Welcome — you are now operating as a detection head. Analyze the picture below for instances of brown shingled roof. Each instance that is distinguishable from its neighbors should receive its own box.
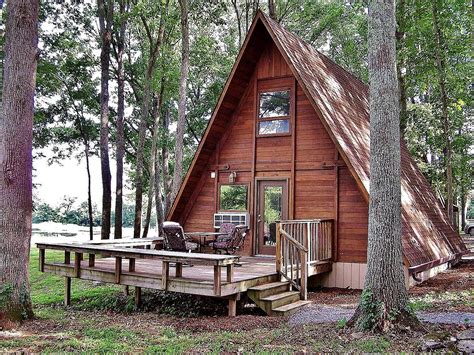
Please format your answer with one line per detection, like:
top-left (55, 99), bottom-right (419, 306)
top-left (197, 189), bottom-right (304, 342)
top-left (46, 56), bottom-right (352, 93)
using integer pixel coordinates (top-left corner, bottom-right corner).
top-left (169, 10), bottom-right (467, 270)
top-left (258, 11), bottom-right (466, 268)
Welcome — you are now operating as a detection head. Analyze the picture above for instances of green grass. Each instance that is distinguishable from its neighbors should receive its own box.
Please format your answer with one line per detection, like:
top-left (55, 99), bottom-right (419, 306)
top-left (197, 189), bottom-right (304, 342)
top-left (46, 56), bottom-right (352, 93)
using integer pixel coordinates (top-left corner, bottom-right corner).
top-left (29, 249), bottom-right (122, 307)
top-left (7, 249), bottom-right (449, 353)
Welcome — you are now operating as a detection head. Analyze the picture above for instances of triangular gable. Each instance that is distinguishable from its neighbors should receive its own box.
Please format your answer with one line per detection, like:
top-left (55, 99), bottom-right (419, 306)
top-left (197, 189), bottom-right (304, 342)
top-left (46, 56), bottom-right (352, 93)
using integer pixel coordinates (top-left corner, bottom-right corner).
top-left (169, 10), bottom-right (466, 268)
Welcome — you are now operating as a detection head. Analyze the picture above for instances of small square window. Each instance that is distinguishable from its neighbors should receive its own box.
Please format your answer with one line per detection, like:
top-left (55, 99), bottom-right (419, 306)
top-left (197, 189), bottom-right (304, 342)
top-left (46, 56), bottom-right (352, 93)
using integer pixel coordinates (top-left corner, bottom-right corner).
top-left (259, 90), bottom-right (290, 118)
top-left (258, 119), bottom-right (290, 135)
top-left (258, 90), bottom-right (290, 135)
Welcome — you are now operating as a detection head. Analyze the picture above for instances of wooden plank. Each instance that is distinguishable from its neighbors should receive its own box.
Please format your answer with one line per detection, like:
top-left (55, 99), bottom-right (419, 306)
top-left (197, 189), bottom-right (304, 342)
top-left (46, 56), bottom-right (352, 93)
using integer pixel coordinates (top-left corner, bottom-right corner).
top-left (175, 263), bottom-right (183, 278)
top-left (162, 261), bottom-right (169, 290)
top-left (135, 287), bottom-right (142, 307)
top-left (129, 258), bottom-right (135, 272)
top-left (36, 243), bottom-right (240, 266)
top-left (275, 224), bottom-right (281, 273)
top-left (64, 251), bottom-right (70, 264)
top-left (226, 264), bottom-right (234, 283)
top-left (214, 265), bottom-right (222, 296)
top-left (74, 252), bottom-right (81, 278)
top-left (89, 253), bottom-right (95, 267)
top-left (228, 295), bottom-right (237, 317)
top-left (115, 257), bottom-right (122, 284)
top-left (64, 277), bottom-right (71, 306)
top-left (39, 248), bottom-right (45, 272)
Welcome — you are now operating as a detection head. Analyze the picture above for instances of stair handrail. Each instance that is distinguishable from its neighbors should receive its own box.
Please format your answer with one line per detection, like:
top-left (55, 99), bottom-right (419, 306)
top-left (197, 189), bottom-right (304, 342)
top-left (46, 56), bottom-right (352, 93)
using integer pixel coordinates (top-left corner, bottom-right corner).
top-left (276, 223), bottom-right (308, 300)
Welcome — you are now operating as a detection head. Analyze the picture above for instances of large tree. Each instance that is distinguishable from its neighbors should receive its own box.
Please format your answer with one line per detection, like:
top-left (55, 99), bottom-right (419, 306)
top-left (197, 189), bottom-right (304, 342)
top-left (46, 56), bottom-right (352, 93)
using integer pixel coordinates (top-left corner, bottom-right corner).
top-left (170, 0), bottom-right (190, 204)
top-left (98, 0), bottom-right (113, 239)
top-left (113, 0), bottom-right (129, 239)
top-left (348, 0), bottom-right (419, 331)
top-left (0, 0), bottom-right (39, 323)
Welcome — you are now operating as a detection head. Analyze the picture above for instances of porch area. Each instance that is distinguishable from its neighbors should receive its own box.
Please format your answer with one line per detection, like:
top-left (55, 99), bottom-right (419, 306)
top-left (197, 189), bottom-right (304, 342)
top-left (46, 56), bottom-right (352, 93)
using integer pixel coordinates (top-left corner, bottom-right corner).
top-left (36, 219), bottom-right (334, 317)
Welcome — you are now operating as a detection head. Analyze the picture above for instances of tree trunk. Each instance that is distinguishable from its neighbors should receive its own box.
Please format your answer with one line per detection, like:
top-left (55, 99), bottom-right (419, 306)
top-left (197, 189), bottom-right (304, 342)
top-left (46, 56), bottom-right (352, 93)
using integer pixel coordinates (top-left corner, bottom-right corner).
top-left (268, 0), bottom-right (277, 20)
top-left (396, 0), bottom-right (408, 133)
top-left (114, 0), bottom-right (128, 239)
top-left (348, 0), bottom-right (419, 332)
top-left (84, 140), bottom-right (93, 241)
top-left (133, 5), bottom-right (167, 238)
top-left (0, 0), bottom-right (38, 324)
top-left (170, 0), bottom-right (190, 205)
top-left (142, 89), bottom-right (162, 237)
top-left (98, 0), bottom-right (113, 239)
top-left (432, 0), bottom-right (453, 224)
top-left (162, 108), bottom-right (171, 215)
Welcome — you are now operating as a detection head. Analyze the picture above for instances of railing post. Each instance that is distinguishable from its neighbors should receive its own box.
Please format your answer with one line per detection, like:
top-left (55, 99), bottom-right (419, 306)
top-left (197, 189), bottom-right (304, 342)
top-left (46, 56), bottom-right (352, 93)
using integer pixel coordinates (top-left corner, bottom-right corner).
top-left (315, 222), bottom-right (320, 261)
top-left (276, 222), bottom-right (281, 274)
top-left (300, 249), bottom-right (307, 300)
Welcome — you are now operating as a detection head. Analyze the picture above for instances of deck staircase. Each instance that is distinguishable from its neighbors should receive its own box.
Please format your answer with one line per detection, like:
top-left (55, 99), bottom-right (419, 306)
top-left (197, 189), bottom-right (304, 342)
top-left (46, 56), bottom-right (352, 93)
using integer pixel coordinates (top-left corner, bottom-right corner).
top-left (247, 219), bottom-right (333, 316)
top-left (247, 281), bottom-right (311, 316)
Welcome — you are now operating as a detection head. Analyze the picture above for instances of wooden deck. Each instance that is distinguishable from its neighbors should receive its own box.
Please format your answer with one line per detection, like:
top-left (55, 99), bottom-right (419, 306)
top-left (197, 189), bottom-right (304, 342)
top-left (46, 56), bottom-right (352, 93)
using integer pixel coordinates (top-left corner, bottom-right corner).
top-left (37, 241), bottom-right (280, 316)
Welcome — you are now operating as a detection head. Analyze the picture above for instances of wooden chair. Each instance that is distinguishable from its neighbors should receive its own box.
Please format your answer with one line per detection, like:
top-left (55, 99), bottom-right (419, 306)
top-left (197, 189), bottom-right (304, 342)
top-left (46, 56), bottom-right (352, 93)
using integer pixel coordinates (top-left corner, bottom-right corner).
top-left (162, 221), bottom-right (198, 252)
top-left (210, 225), bottom-right (248, 255)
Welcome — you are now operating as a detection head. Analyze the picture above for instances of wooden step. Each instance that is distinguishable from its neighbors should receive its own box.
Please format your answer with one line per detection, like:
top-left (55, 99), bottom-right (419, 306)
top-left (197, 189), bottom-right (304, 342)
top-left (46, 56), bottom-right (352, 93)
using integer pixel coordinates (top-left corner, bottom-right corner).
top-left (272, 300), bottom-right (312, 317)
top-left (261, 291), bottom-right (300, 310)
top-left (248, 281), bottom-right (289, 298)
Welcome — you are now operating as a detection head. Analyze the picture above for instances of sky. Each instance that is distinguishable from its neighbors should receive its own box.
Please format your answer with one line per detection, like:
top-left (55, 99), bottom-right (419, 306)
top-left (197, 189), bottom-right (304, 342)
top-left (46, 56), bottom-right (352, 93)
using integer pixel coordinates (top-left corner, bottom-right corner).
top-left (33, 152), bottom-right (130, 208)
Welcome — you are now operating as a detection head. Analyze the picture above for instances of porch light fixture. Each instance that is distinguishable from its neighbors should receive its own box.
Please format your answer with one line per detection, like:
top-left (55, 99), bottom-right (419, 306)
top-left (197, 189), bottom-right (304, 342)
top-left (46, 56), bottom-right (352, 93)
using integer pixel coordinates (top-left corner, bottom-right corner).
top-left (228, 171), bottom-right (237, 183)
top-left (210, 171), bottom-right (216, 179)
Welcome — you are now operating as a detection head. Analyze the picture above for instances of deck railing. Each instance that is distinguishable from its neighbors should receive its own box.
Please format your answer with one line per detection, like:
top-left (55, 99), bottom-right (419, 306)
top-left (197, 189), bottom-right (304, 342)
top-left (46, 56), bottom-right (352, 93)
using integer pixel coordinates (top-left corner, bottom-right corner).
top-left (276, 219), bottom-right (333, 300)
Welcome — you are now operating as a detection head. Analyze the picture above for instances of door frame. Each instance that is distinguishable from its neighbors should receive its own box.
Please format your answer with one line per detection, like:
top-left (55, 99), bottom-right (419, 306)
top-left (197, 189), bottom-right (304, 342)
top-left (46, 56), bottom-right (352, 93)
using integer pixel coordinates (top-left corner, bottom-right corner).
top-left (254, 177), bottom-right (289, 256)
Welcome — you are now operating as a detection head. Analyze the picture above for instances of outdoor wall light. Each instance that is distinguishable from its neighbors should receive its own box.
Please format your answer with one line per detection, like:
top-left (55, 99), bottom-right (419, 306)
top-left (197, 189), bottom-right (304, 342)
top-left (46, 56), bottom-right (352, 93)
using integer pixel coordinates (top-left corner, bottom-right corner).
top-left (210, 171), bottom-right (216, 179)
top-left (228, 171), bottom-right (237, 183)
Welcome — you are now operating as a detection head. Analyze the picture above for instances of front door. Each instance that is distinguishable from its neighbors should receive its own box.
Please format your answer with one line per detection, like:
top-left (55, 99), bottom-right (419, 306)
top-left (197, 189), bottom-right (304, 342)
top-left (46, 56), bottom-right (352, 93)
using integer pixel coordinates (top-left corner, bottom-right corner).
top-left (256, 180), bottom-right (288, 255)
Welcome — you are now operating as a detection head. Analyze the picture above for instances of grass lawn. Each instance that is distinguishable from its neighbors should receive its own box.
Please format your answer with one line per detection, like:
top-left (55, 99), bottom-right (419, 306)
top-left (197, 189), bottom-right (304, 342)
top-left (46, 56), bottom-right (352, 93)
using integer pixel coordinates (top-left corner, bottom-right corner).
top-left (0, 250), bottom-right (472, 353)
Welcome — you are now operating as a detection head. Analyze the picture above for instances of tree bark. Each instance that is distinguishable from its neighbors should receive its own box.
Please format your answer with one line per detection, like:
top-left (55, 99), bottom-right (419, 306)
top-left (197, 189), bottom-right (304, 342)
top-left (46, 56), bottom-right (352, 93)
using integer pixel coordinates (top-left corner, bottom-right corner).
top-left (133, 3), bottom-right (167, 238)
top-left (142, 84), bottom-right (164, 238)
top-left (0, 0), bottom-right (38, 324)
top-left (170, 0), bottom-right (190, 205)
top-left (268, 0), bottom-right (277, 20)
top-left (348, 0), bottom-right (419, 332)
top-left (98, 0), bottom-right (113, 239)
top-left (114, 0), bottom-right (128, 239)
top-left (162, 108), bottom-right (171, 215)
top-left (396, 0), bottom-right (408, 133)
top-left (432, 0), bottom-right (453, 224)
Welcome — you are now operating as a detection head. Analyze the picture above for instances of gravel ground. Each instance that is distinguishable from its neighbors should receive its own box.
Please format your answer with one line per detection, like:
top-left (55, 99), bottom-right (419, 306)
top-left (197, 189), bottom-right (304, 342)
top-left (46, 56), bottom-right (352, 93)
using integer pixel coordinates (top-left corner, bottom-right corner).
top-left (289, 304), bottom-right (474, 326)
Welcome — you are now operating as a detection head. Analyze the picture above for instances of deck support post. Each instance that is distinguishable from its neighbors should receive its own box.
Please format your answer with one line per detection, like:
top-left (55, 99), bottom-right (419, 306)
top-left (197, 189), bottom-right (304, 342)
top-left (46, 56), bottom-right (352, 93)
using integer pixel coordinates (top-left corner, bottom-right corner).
top-left (228, 294), bottom-right (238, 317)
top-left (115, 257), bottom-right (122, 284)
top-left (175, 262), bottom-right (183, 278)
top-left (129, 258), bottom-right (136, 272)
top-left (226, 264), bottom-right (234, 283)
top-left (162, 261), bottom-right (169, 290)
top-left (39, 248), bottom-right (45, 272)
top-left (64, 251), bottom-right (70, 264)
top-left (64, 277), bottom-right (71, 306)
top-left (89, 253), bottom-right (95, 267)
top-left (134, 287), bottom-right (142, 307)
top-left (74, 252), bottom-right (82, 278)
top-left (214, 265), bottom-right (222, 296)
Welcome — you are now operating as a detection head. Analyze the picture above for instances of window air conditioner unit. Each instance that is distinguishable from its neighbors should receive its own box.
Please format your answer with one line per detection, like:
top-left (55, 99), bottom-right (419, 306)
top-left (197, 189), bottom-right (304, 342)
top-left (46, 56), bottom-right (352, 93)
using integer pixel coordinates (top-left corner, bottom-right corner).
top-left (213, 212), bottom-right (250, 229)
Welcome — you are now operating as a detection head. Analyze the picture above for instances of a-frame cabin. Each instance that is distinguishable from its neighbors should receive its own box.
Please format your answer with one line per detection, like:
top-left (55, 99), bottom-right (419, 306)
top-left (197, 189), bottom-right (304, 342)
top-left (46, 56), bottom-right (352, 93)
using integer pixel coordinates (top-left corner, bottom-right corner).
top-left (168, 10), bottom-right (467, 290)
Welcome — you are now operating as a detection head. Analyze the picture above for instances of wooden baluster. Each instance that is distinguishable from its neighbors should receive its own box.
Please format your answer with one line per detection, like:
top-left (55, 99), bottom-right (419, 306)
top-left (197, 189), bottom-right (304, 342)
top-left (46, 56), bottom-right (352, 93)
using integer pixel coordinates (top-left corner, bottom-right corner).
top-left (89, 253), bottom-right (95, 267)
top-left (65, 251), bottom-right (70, 265)
top-left (276, 223), bottom-right (281, 273)
top-left (74, 252), bottom-right (81, 278)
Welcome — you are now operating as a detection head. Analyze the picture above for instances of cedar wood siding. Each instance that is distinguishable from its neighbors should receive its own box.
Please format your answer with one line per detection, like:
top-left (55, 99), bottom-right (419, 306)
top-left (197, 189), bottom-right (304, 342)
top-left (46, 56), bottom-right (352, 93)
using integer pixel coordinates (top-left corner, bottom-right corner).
top-left (181, 42), bottom-right (369, 261)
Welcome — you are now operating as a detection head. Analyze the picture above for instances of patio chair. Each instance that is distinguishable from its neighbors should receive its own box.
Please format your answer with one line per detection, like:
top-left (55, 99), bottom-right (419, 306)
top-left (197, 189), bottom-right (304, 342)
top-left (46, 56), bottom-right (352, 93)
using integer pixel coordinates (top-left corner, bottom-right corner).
top-left (162, 221), bottom-right (198, 252)
top-left (204, 222), bottom-right (236, 246)
top-left (210, 225), bottom-right (248, 255)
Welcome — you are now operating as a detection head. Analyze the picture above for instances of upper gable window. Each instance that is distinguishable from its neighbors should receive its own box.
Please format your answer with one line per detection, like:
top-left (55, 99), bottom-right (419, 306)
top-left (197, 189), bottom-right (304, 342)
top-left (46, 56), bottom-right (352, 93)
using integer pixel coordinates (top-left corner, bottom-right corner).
top-left (258, 90), bottom-right (290, 135)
